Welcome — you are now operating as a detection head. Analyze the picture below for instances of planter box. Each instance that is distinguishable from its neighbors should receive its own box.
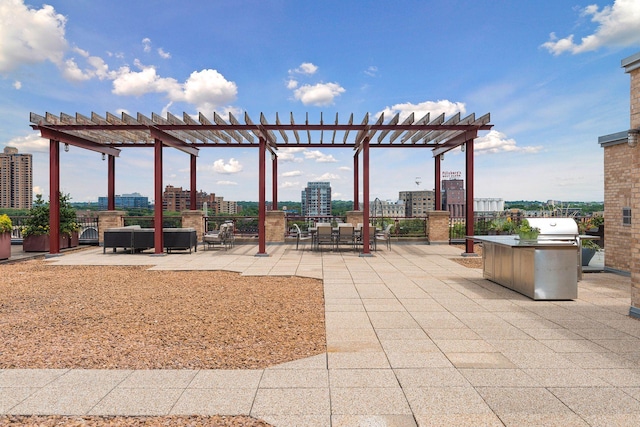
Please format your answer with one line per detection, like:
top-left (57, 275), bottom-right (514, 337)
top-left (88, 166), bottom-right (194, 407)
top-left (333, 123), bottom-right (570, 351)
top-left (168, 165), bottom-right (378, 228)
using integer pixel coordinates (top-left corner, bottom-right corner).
top-left (581, 248), bottom-right (597, 266)
top-left (0, 232), bottom-right (10, 260)
top-left (24, 232), bottom-right (79, 252)
top-left (23, 234), bottom-right (50, 252)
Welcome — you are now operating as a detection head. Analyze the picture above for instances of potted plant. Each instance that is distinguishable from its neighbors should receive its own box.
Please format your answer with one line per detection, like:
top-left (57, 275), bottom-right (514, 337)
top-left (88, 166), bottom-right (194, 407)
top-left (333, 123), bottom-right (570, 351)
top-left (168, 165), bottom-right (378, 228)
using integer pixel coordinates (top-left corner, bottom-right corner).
top-left (22, 193), bottom-right (79, 252)
top-left (0, 214), bottom-right (12, 260)
top-left (516, 219), bottom-right (540, 241)
top-left (581, 239), bottom-right (600, 267)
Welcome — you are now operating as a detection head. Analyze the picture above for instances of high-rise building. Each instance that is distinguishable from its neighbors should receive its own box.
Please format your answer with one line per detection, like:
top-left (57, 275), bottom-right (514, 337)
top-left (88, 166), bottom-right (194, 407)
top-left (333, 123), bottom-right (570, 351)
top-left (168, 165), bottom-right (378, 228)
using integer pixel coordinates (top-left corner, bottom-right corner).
top-left (301, 182), bottom-right (332, 217)
top-left (98, 193), bottom-right (149, 210)
top-left (442, 179), bottom-right (465, 218)
top-left (215, 196), bottom-right (238, 215)
top-left (163, 185), bottom-right (216, 212)
top-left (398, 190), bottom-right (435, 217)
top-left (0, 146), bottom-right (33, 209)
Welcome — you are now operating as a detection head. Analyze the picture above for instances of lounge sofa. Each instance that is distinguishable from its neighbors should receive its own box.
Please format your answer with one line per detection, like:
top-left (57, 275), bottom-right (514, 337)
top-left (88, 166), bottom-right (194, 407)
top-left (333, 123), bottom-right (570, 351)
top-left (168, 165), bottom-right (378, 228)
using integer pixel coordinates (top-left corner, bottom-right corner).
top-left (103, 226), bottom-right (197, 254)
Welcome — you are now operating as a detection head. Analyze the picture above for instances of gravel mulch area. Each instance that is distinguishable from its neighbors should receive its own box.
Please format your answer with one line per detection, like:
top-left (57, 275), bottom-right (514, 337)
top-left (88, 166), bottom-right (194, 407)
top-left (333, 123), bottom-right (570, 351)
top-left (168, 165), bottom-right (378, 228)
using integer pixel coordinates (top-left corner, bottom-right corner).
top-left (450, 243), bottom-right (483, 269)
top-left (0, 260), bottom-right (326, 370)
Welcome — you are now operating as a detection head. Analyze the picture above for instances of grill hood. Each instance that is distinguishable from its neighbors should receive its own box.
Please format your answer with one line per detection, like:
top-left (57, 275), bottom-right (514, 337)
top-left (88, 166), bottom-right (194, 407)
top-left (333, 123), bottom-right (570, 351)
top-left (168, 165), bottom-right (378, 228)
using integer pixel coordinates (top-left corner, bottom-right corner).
top-left (525, 218), bottom-right (578, 240)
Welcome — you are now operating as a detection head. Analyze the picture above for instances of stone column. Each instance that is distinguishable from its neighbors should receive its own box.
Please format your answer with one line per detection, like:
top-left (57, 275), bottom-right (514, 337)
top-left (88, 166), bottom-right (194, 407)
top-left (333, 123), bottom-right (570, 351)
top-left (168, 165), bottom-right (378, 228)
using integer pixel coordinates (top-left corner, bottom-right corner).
top-left (181, 210), bottom-right (204, 243)
top-left (265, 210), bottom-right (285, 243)
top-left (623, 52), bottom-right (640, 318)
top-left (97, 211), bottom-right (125, 246)
top-left (346, 210), bottom-right (364, 227)
top-left (426, 210), bottom-right (450, 244)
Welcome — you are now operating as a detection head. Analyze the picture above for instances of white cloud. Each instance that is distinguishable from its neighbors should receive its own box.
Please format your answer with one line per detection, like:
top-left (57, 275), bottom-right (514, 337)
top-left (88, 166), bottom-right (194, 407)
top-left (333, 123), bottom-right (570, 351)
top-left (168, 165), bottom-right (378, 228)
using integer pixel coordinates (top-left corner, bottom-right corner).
top-left (286, 79), bottom-right (298, 89)
top-left (278, 147), bottom-right (305, 162)
top-left (364, 66), bottom-right (378, 77)
top-left (293, 82), bottom-right (345, 106)
top-left (280, 181), bottom-right (299, 189)
top-left (181, 69), bottom-right (238, 112)
top-left (0, 0), bottom-right (68, 72)
top-left (4, 132), bottom-right (48, 152)
top-left (315, 172), bottom-right (340, 180)
top-left (213, 158), bottom-right (243, 174)
top-left (474, 130), bottom-right (543, 154)
top-left (292, 62), bottom-right (318, 75)
top-left (158, 48), bottom-right (171, 59)
top-left (13, 80), bottom-right (21, 90)
top-left (304, 150), bottom-right (337, 163)
top-left (542, 0), bottom-right (640, 55)
top-left (142, 38), bottom-right (152, 52)
top-left (282, 170), bottom-right (302, 177)
top-left (338, 166), bottom-right (351, 171)
top-left (216, 180), bottom-right (238, 185)
top-left (377, 100), bottom-right (466, 121)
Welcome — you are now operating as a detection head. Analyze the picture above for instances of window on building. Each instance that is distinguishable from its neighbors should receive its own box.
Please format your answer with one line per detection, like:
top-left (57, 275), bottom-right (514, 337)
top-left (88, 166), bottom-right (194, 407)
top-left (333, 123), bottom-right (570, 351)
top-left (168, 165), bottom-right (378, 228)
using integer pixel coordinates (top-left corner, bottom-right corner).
top-left (623, 207), bottom-right (631, 226)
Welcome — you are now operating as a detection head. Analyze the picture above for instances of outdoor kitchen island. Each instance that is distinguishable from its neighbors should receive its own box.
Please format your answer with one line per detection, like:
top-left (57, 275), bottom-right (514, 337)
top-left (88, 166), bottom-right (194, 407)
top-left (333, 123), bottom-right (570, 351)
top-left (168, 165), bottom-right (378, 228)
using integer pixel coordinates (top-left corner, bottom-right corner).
top-left (475, 235), bottom-right (578, 300)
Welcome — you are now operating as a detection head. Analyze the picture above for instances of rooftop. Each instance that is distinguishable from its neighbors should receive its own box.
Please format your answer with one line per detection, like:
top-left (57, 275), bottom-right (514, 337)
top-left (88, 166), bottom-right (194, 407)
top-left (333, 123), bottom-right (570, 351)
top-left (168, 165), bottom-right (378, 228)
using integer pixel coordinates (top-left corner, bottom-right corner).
top-left (2, 243), bottom-right (638, 426)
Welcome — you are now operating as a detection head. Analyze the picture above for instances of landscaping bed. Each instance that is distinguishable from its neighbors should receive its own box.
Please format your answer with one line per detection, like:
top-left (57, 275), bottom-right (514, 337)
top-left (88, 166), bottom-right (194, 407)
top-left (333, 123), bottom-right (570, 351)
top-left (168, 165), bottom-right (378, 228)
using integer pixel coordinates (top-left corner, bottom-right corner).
top-left (0, 261), bottom-right (326, 370)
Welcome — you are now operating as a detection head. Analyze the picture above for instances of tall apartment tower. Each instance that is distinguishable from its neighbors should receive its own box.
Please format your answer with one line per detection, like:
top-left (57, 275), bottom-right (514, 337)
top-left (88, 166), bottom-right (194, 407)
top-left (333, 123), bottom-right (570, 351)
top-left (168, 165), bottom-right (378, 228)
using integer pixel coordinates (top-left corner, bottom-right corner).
top-left (301, 181), bottom-right (332, 217)
top-left (442, 178), bottom-right (466, 218)
top-left (0, 146), bottom-right (33, 209)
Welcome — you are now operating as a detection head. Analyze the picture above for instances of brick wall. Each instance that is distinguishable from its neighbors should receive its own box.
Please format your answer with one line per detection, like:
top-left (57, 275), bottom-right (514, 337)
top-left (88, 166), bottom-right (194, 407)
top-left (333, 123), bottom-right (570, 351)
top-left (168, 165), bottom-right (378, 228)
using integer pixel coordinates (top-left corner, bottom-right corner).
top-left (181, 210), bottom-right (204, 243)
top-left (624, 53), bottom-right (640, 313)
top-left (604, 143), bottom-right (632, 272)
top-left (97, 211), bottom-right (125, 245)
top-left (265, 211), bottom-right (285, 242)
top-left (426, 210), bottom-right (450, 244)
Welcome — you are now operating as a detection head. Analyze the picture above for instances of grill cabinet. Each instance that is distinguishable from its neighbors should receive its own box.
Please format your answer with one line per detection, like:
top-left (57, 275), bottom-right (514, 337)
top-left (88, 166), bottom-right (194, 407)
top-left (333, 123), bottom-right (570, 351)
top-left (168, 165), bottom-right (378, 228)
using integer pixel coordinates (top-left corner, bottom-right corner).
top-left (475, 218), bottom-right (579, 300)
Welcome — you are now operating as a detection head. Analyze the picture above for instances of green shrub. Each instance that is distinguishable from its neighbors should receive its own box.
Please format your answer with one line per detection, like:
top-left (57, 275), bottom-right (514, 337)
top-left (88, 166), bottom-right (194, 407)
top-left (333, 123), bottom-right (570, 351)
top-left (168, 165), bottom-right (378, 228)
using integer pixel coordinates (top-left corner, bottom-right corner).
top-left (0, 214), bottom-right (12, 233)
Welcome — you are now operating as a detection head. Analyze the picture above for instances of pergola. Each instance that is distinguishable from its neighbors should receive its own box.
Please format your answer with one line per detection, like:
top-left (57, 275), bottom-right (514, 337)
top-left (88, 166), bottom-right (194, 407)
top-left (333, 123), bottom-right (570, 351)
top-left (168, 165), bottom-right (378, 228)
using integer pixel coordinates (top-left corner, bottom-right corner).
top-left (30, 110), bottom-right (492, 256)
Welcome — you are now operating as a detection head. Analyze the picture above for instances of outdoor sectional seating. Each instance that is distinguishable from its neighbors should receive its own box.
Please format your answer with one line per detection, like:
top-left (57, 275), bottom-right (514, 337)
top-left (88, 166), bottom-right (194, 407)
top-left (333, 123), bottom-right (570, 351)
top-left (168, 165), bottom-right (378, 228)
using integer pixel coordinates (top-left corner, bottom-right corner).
top-left (103, 225), bottom-right (197, 254)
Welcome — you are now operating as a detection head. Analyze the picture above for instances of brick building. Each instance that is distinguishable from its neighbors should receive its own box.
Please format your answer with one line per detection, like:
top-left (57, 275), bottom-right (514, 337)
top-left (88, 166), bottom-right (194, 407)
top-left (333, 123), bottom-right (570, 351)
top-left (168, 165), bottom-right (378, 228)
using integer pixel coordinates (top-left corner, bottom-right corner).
top-left (442, 179), bottom-right (465, 218)
top-left (599, 51), bottom-right (640, 318)
top-left (163, 185), bottom-right (216, 212)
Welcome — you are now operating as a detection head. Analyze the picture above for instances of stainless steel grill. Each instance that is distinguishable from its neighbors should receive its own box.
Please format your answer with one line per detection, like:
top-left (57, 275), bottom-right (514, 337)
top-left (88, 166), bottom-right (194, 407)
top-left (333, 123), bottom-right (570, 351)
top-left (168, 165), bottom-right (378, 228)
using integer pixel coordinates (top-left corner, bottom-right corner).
top-left (526, 218), bottom-right (579, 242)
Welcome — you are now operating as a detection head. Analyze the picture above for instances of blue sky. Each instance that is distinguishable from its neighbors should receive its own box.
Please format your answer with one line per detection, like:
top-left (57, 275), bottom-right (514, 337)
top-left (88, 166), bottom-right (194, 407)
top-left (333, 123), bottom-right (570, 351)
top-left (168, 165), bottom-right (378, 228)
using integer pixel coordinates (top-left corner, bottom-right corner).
top-left (2, 0), bottom-right (640, 204)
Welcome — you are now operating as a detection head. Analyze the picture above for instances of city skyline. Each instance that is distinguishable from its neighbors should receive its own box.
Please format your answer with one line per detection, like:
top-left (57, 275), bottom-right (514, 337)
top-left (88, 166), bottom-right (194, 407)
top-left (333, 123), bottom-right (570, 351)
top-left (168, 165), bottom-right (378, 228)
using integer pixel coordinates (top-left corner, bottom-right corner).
top-left (2, 1), bottom-right (640, 203)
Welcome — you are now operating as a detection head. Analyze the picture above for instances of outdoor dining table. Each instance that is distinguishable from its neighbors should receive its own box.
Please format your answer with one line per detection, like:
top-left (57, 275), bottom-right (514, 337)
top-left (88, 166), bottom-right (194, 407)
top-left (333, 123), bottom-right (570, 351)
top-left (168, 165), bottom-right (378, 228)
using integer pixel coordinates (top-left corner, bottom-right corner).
top-left (306, 226), bottom-right (377, 251)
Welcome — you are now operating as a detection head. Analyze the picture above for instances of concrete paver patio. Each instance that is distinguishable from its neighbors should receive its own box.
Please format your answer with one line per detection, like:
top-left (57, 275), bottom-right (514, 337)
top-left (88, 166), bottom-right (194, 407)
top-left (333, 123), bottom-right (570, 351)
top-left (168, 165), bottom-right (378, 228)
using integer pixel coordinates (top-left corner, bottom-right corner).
top-left (1, 243), bottom-right (639, 426)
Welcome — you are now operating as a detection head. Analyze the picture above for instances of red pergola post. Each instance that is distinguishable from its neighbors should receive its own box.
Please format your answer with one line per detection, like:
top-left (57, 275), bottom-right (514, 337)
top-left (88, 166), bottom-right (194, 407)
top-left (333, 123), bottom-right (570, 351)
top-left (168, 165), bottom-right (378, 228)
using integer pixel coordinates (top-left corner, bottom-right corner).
top-left (464, 139), bottom-right (475, 255)
top-left (153, 138), bottom-right (164, 255)
top-left (434, 154), bottom-right (442, 210)
top-left (49, 139), bottom-right (60, 255)
top-left (257, 137), bottom-right (267, 256)
top-left (361, 137), bottom-right (371, 256)
top-left (272, 153), bottom-right (278, 211)
top-left (108, 155), bottom-right (115, 210)
top-left (190, 154), bottom-right (197, 210)
top-left (353, 152), bottom-right (359, 210)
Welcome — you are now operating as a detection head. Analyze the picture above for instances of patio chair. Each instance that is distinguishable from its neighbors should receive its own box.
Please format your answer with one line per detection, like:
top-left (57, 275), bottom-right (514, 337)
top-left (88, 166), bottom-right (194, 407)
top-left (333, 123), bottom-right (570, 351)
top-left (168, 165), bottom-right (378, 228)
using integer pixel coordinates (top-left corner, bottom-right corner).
top-left (203, 223), bottom-right (228, 251)
top-left (356, 225), bottom-right (377, 251)
top-left (315, 225), bottom-right (334, 252)
top-left (375, 223), bottom-right (394, 250)
top-left (223, 221), bottom-right (235, 249)
top-left (335, 225), bottom-right (355, 251)
top-left (293, 224), bottom-right (313, 250)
